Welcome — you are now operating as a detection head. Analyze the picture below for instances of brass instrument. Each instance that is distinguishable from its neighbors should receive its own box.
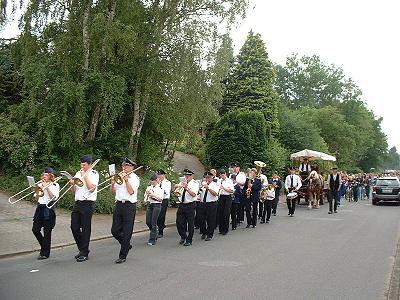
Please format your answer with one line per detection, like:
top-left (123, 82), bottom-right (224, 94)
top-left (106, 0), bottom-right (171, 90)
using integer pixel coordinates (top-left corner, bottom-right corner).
top-left (260, 183), bottom-right (274, 203)
top-left (143, 185), bottom-right (154, 204)
top-left (8, 176), bottom-right (62, 204)
top-left (46, 159), bottom-right (101, 209)
top-left (246, 178), bottom-right (253, 199)
top-left (254, 160), bottom-right (266, 177)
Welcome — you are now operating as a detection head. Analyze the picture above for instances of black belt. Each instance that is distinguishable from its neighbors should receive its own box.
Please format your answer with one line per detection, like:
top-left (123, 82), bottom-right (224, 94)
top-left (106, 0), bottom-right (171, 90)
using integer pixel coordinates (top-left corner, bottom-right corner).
top-left (116, 200), bottom-right (134, 204)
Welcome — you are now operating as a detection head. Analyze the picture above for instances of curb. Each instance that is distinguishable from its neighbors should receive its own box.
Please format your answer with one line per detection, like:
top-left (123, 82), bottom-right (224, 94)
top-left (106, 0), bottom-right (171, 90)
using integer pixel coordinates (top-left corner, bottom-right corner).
top-left (0, 222), bottom-right (176, 260)
top-left (388, 236), bottom-right (400, 300)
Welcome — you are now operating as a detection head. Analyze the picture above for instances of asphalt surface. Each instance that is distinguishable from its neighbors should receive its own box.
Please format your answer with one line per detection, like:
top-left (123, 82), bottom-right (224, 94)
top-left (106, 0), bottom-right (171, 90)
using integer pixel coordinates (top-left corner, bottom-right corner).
top-left (0, 200), bottom-right (399, 300)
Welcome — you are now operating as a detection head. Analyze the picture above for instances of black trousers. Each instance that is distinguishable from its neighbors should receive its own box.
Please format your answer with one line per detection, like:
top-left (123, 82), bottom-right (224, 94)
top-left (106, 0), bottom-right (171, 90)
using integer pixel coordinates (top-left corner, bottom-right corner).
top-left (32, 206), bottom-right (56, 257)
top-left (287, 197), bottom-right (297, 215)
top-left (258, 202), bottom-right (264, 218)
top-left (176, 202), bottom-right (196, 242)
top-left (245, 201), bottom-right (258, 226)
top-left (194, 201), bottom-right (201, 228)
top-left (230, 202), bottom-right (240, 229)
top-left (218, 195), bottom-right (232, 234)
top-left (261, 201), bottom-right (273, 222)
top-left (146, 203), bottom-right (161, 243)
top-left (199, 201), bottom-right (217, 238)
top-left (329, 190), bottom-right (339, 212)
top-left (157, 198), bottom-right (169, 235)
top-left (272, 193), bottom-right (280, 214)
top-left (238, 196), bottom-right (245, 222)
top-left (111, 201), bottom-right (136, 259)
top-left (71, 201), bottom-right (95, 256)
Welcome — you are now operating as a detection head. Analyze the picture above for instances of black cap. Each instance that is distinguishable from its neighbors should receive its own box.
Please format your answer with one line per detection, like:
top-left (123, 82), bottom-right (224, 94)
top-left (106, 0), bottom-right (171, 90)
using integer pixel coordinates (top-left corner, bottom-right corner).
top-left (204, 171), bottom-right (213, 177)
top-left (332, 166), bottom-right (338, 170)
top-left (150, 173), bottom-right (158, 181)
top-left (121, 157), bottom-right (135, 166)
top-left (231, 161), bottom-right (240, 167)
top-left (43, 167), bottom-right (54, 174)
top-left (183, 169), bottom-right (194, 176)
top-left (80, 155), bottom-right (92, 164)
top-left (156, 169), bottom-right (166, 175)
top-left (289, 166), bottom-right (296, 170)
top-left (219, 168), bottom-right (227, 174)
top-left (231, 174), bottom-right (237, 180)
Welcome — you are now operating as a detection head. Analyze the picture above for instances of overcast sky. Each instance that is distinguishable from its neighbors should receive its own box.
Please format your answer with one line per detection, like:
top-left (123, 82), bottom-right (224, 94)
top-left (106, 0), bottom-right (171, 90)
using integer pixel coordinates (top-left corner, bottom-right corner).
top-left (1, 0), bottom-right (398, 150)
top-left (231, 0), bottom-right (399, 150)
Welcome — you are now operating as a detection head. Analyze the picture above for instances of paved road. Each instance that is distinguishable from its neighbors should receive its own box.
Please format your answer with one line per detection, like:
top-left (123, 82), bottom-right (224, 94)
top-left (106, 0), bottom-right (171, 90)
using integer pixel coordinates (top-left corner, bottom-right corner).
top-left (0, 200), bottom-right (399, 300)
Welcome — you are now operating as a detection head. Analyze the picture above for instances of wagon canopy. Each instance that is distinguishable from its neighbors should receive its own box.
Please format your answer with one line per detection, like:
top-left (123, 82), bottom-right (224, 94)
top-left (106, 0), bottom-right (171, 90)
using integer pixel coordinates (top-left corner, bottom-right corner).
top-left (290, 149), bottom-right (336, 162)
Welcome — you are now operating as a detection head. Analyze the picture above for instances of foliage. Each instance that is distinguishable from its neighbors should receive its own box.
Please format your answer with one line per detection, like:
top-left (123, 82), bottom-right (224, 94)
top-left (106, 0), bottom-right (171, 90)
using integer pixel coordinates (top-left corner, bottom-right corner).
top-left (220, 31), bottom-right (280, 137)
top-left (383, 147), bottom-right (400, 170)
top-left (205, 110), bottom-right (268, 169)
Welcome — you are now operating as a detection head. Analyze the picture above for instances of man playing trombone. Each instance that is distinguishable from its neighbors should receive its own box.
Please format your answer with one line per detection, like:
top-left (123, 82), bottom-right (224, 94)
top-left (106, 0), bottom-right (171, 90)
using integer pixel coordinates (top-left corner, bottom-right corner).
top-left (110, 157), bottom-right (140, 263)
top-left (32, 167), bottom-right (60, 260)
top-left (70, 155), bottom-right (99, 262)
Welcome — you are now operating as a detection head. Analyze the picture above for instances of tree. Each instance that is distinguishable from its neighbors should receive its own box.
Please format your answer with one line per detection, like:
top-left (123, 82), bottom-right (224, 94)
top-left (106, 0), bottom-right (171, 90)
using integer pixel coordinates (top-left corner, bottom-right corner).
top-left (383, 147), bottom-right (400, 170)
top-left (205, 110), bottom-right (268, 169)
top-left (220, 31), bottom-right (280, 137)
top-left (276, 54), bottom-right (362, 109)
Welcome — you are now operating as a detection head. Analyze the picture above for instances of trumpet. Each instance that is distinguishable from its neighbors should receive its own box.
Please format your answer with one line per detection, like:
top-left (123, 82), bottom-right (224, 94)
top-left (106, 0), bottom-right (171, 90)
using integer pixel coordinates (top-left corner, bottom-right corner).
top-left (8, 176), bottom-right (63, 205)
top-left (46, 159), bottom-right (101, 209)
top-left (143, 185), bottom-right (154, 204)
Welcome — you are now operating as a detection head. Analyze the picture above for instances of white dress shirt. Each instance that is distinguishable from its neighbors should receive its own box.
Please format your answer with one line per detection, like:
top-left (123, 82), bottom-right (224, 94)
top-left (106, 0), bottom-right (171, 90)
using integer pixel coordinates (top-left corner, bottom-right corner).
top-left (199, 181), bottom-right (219, 202)
top-left (260, 174), bottom-right (268, 187)
top-left (299, 163), bottom-right (311, 172)
top-left (114, 173), bottom-right (140, 203)
top-left (74, 170), bottom-right (100, 201)
top-left (146, 184), bottom-right (164, 204)
top-left (180, 179), bottom-right (200, 203)
top-left (284, 174), bottom-right (302, 190)
top-left (219, 178), bottom-right (234, 195)
top-left (233, 172), bottom-right (246, 188)
top-left (159, 178), bottom-right (171, 199)
top-left (37, 182), bottom-right (60, 205)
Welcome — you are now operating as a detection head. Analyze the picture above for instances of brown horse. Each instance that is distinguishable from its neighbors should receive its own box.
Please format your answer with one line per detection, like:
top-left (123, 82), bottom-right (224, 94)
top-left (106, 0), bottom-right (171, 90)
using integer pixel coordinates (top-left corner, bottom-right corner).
top-left (307, 171), bottom-right (324, 209)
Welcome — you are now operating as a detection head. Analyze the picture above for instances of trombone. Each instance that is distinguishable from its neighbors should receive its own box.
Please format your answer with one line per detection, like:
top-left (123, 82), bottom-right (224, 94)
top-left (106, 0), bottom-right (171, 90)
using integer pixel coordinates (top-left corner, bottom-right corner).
top-left (46, 159), bottom-right (101, 209)
top-left (8, 176), bottom-right (63, 205)
top-left (83, 165), bottom-right (143, 198)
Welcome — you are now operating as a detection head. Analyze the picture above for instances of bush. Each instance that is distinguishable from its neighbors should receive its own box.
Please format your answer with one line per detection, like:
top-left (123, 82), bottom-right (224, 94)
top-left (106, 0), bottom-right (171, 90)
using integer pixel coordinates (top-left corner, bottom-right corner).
top-left (205, 110), bottom-right (268, 169)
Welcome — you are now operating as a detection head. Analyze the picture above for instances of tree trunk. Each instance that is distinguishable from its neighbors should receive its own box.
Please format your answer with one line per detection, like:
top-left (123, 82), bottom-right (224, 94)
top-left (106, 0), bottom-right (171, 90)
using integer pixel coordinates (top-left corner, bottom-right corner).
top-left (82, 0), bottom-right (92, 71)
top-left (85, 0), bottom-right (117, 144)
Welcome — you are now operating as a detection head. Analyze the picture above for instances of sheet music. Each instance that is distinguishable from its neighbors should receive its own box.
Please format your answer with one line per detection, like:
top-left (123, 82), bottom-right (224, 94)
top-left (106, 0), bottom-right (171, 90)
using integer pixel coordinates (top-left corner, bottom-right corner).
top-left (26, 176), bottom-right (35, 187)
top-left (109, 164), bottom-right (116, 176)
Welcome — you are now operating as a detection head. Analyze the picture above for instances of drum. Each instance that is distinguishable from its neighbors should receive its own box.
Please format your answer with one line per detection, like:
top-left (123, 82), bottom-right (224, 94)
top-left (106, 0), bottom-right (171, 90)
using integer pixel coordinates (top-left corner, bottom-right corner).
top-left (287, 192), bottom-right (298, 199)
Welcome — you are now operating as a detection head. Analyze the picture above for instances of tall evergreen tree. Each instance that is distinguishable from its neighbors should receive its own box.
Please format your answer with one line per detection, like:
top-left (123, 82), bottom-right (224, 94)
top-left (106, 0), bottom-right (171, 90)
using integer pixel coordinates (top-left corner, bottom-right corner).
top-left (220, 31), bottom-right (279, 137)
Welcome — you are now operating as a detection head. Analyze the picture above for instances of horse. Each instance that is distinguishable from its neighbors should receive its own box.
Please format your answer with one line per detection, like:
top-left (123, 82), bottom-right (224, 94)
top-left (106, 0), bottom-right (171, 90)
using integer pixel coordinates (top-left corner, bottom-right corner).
top-left (307, 170), bottom-right (324, 209)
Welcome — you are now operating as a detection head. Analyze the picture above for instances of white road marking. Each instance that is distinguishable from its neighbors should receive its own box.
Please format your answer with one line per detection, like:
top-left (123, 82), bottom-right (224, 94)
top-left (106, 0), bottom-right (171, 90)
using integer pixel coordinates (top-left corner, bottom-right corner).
top-left (30, 269), bottom-right (39, 273)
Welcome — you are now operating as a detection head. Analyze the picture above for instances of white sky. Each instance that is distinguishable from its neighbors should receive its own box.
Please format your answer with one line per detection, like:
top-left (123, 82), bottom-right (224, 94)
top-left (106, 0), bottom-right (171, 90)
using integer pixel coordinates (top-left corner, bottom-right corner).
top-left (231, 0), bottom-right (400, 151)
top-left (1, 0), bottom-right (398, 151)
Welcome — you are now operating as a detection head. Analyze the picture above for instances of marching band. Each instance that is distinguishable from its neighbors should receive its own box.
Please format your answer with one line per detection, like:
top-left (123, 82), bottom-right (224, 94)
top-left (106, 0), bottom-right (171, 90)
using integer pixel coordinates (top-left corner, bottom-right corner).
top-left (10, 155), bottom-right (347, 264)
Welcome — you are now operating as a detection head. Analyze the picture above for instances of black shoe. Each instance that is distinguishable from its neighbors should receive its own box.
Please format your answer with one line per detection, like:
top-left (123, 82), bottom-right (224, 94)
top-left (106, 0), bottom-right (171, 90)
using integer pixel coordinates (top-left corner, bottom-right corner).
top-left (183, 241), bottom-right (192, 246)
top-left (74, 252), bottom-right (83, 259)
top-left (37, 255), bottom-right (49, 260)
top-left (232, 227), bottom-right (236, 230)
top-left (252, 225), bottom-right (256, 228)
top-left (201, 234), bottom-right (206, 240)
top-left (266, 220), bottom-right (270, 223)
top-left (205, 237), bottom-right (212, 241)
top-left (334, 211), bottom-right (337, 213)
top-left (260, 220), bottom-right (265, 224)
top-left (221, 232), bottom-right (227, 235)
top-left (288, 213), bottom-right (291, 216)
top-left (158, 234), bottom-right (163, 238)
top-left (147, 241), bottom-right (155, 246)
top-left (179, 239), bottom-right (185, 245)
top-left (290, 214), bottom-right (294, 217)
top-left (273, 213), bottom-right (276, 216)
top-left (328, 211), bottom-right (333, 214)
top-left (194, 226), bottom-right (199, 229)
top-left (115, 258), bottom-right (126, 264)
top-left (246, 225), bottom-right (251, 228)
top-left (76, 255), bottom-right (88, 262)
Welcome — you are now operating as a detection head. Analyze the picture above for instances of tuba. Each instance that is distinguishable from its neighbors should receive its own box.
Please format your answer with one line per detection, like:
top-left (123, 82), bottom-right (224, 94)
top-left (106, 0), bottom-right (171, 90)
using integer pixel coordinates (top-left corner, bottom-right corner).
top-left (254, 161), bottom-right (266, 177)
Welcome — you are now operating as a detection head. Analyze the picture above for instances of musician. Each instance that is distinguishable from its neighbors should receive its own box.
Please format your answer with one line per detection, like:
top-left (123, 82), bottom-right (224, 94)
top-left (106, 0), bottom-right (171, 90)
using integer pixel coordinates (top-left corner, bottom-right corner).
top-left (198, 171), bottom-right (219, 241)
top-left (328, 167), bottom-right (342, 214)
top-left (299, 158), bottom-right (311, 174)
top-left (210, 168), bottom-right (220, 184)
top-left (217, 169), bottom-right (234, 235)
top-left (258, 170), bottom-right (268, 219)
top-left (285, 167), bottom-right (302, 217)
top-left (230, 174), bottom-right (243, 230)
top-left (145, 174), bottom-right (164, 246)
top-left (70, 155), bottom-right (99, 262)
top-left (110, 157), bottom-right (140, 264)
top-left (260, 183), bottom-right (275, 224)
top-left (230, 162), bottom-right (246, 224)
top-left (271, 173), bottom-right (282, 216)
top-left (156, 169), bottom-right (171, 238)
top-left (32, 167), bottom-right (60, 260)
top-left (175, 169), bottom-right (199, 246)
top-left (245, 168), bottom-right (262, 228)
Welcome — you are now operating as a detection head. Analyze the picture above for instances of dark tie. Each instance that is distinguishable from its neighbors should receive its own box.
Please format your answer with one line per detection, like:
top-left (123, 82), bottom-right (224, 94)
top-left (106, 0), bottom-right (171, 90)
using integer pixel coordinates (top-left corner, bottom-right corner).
top-left (203, 188), bottom-right (208, 202)
top-left (181, 188), bottom-right (186, 203)
top-left (291, 176), bottom-right (294, 188)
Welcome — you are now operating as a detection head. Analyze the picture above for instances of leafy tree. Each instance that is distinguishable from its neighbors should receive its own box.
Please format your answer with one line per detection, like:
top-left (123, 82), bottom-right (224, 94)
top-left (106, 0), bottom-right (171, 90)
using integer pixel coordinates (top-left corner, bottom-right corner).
top-left (220, 31), bottom-right (280, 137)
top-left (205, 110), bottom-right (268, 169)
top-left (276, 54), bottom-right (362, 109)
top-left (382, 147), bottom-right (400, 170)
